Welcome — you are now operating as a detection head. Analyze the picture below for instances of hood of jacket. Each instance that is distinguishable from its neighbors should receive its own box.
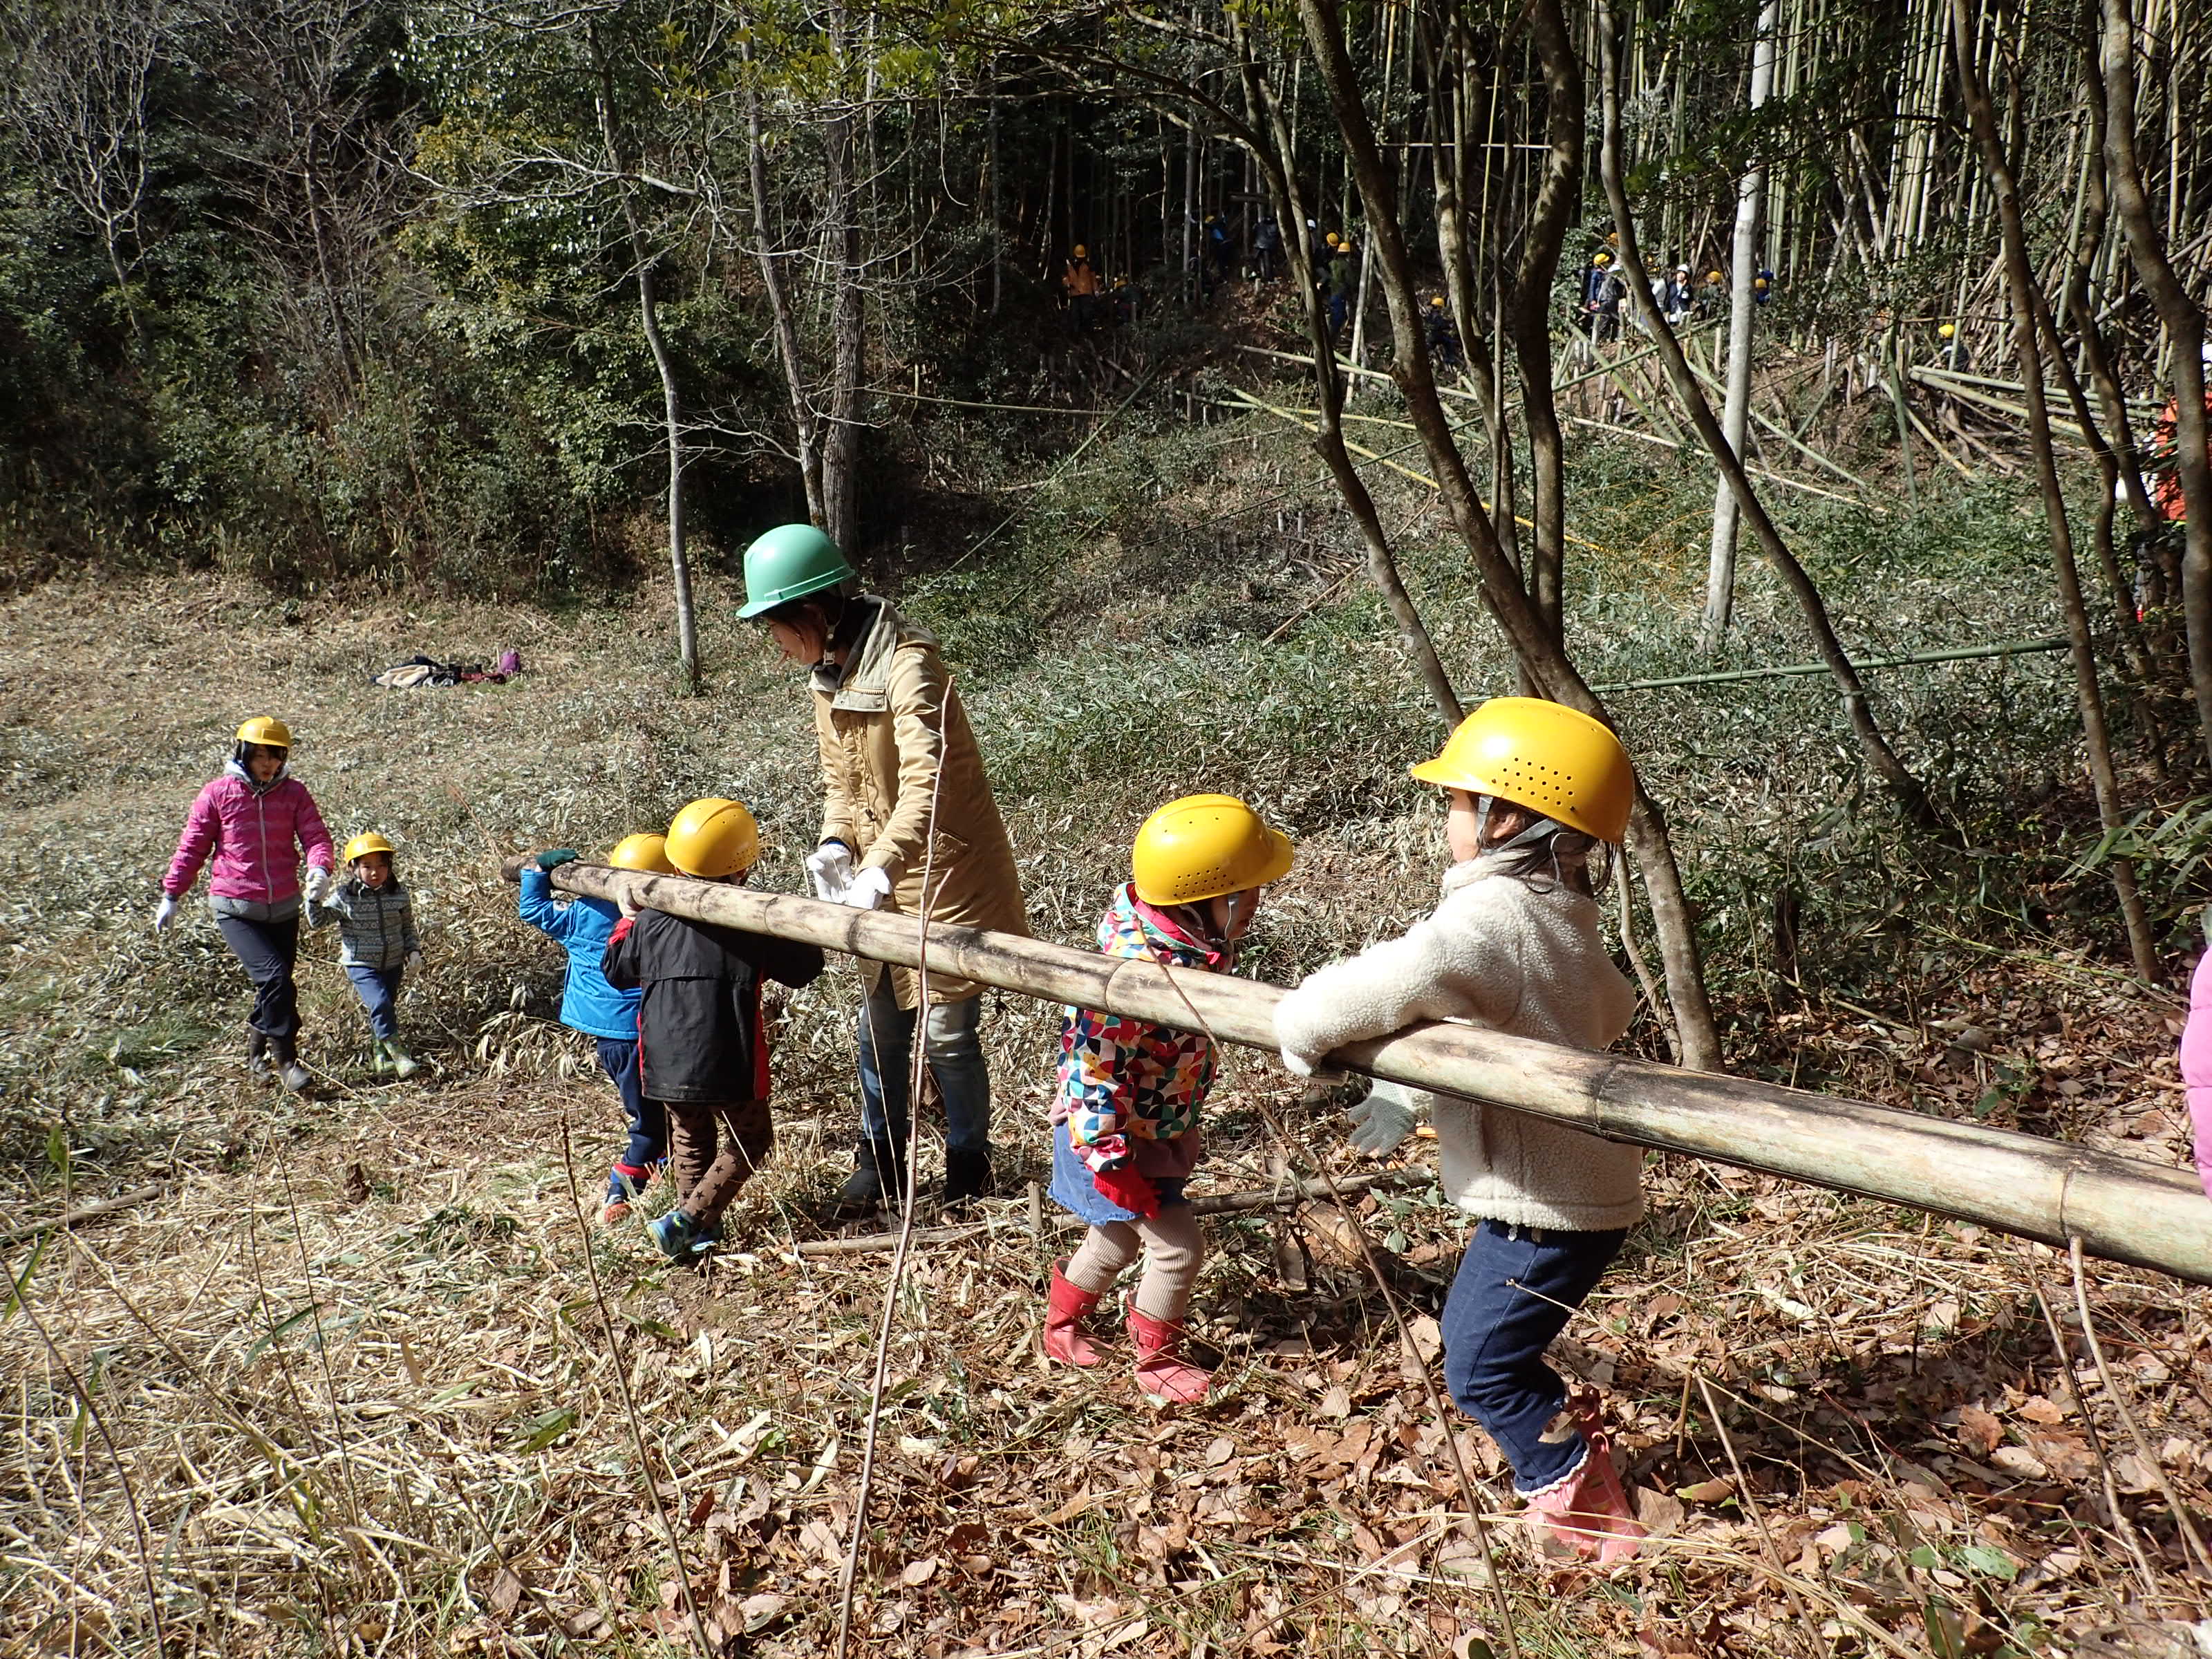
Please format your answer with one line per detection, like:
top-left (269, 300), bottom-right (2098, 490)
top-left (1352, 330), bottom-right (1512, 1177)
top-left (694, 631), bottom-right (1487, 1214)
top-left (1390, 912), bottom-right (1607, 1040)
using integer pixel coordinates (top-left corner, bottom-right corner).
top-left (227, 756), bottom-right (291, 794)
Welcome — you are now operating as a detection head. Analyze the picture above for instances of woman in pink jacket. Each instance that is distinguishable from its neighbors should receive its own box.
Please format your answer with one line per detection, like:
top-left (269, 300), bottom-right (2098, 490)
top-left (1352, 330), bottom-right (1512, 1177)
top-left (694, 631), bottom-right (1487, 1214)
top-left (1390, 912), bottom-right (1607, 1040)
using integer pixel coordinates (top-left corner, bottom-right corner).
top-left (158, 717), bottom-right (335, 1091)
top-left (2183, 942), bottom-right (2212, 1201)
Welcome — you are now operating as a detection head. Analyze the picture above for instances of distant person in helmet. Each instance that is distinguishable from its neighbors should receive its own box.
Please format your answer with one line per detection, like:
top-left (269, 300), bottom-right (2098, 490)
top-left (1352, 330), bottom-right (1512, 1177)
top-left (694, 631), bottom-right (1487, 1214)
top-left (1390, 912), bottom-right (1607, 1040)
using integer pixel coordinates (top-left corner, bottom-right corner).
top-left (603, 799), bottom-right (826, 1261)
top-left (739, 524), bottom-right (1032, 1214)
top-left (1043, 794), bottom-right (1294, 1405)
top-left (158, 717), bottom-right (336, 1091)
top-left (308, 831), bottom-right (422, 1080)
top-left (1275, 698), bottom-right (1648, 1565)
top-left (1063, 245), bottom-right (1101, 332)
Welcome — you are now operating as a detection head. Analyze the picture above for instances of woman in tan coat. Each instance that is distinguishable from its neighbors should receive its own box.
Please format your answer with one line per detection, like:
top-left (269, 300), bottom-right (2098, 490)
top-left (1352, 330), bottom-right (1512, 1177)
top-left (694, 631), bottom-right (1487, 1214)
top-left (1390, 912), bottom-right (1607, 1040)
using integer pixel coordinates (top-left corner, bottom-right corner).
top-left (740, 523), bottom-right (1030, 1211)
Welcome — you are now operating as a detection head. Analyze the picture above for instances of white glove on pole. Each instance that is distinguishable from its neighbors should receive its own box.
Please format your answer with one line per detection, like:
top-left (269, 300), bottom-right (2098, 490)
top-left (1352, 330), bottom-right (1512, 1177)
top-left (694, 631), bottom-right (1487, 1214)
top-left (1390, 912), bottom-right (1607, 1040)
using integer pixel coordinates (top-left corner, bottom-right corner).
top-left (842, 866), bottom-right (893, 911)
top-left (805, 843), bottom-right (855, 901)
top-left (304, 865), bottom-right (333, 904)
top-left (1346, 1084), bottom-right (1421, 1157)
top-left (153, 894), bottom-right (179, 933)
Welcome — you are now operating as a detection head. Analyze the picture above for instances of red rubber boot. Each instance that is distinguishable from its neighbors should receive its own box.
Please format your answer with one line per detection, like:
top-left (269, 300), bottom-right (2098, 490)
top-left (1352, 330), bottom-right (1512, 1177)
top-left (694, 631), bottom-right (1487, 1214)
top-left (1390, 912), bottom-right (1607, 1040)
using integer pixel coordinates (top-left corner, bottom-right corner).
top-left (1127, 1311), bottom-right (1212, 1404)
top-left (1043, 1262), bottom-right (1105, 1368)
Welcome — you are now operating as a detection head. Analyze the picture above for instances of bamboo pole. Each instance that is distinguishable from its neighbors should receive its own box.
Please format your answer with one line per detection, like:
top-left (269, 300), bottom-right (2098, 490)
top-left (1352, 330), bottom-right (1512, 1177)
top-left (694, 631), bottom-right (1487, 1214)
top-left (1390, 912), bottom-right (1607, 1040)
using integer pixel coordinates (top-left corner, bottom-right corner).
top-left (507, 862), bottom-right (2212, 1288)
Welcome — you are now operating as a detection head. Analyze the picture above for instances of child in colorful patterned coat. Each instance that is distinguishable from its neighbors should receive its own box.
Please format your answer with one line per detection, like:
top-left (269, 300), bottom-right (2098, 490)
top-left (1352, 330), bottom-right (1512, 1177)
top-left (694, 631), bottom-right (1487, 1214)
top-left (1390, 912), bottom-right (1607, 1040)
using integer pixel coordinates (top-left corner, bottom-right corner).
top-left (1045, 794), bottom-right (1293, 1403)
top-left (309, 832), bottom-right (422, 1077)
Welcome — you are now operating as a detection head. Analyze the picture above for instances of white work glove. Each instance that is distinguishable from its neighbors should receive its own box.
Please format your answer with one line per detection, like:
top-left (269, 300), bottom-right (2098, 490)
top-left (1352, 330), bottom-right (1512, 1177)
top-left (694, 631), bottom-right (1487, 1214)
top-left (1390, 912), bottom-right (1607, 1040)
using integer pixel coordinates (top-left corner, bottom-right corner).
top-left (1346, 1085), bottom-right (1421, 1157)
top-left (841, 866), bottom-right (893, 911)
top-left (303, 865), bottom-right (333, 903)
top-left (153, 894), bottom-right (179, 933)
top-left (804, 843), bottom-right (855, 901)
top-left (406, 950), bottom-right (424, 971)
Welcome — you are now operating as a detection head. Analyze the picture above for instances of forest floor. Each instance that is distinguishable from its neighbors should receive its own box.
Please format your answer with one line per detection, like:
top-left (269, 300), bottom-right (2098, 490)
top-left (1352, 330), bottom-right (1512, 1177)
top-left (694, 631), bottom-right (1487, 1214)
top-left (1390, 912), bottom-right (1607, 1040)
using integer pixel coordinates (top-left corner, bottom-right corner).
top-left (3, 397), bottom-right (2210, 1658)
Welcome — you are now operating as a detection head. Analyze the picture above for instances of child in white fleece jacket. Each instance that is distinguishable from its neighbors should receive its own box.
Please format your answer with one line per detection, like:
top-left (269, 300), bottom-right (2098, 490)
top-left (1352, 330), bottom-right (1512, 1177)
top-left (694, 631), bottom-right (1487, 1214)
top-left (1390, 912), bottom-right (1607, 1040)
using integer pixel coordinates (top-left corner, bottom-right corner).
top-left (1274, 697), bottom-right (1647, 1565)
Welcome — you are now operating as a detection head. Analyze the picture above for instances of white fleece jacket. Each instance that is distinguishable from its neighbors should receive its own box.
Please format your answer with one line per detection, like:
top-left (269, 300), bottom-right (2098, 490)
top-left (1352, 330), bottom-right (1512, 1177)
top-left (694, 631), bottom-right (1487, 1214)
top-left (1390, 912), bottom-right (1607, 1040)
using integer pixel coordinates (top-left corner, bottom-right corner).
top-left (1274, 853), bottom-right (1642, 1232)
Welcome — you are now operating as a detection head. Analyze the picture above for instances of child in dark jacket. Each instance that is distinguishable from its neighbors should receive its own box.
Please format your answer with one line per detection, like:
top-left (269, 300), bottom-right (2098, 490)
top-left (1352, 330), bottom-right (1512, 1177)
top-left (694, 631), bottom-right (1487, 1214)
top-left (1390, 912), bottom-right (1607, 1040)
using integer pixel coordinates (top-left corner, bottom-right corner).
top-left (1045, 794), bottom-right (1293, 1404)
top-left (308, 832), bottom-right (422, 1077)
top-left (523, 834), bottom-right (677, 1224)
top-left (603, 799), bottom-right (825, 1260)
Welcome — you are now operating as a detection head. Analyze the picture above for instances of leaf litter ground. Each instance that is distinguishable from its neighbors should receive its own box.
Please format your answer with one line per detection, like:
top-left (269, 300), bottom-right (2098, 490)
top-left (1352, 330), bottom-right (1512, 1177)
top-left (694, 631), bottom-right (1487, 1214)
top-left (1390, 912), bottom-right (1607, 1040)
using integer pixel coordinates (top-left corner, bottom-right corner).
top-left (0, 568), bottom-right (2207, 1658)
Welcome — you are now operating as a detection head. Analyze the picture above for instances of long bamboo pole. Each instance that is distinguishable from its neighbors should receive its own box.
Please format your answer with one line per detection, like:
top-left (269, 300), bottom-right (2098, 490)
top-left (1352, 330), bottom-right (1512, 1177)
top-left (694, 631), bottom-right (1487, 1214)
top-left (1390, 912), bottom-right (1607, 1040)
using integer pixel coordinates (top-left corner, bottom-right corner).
top-left (509, 861), bottom-right (2212, 1288)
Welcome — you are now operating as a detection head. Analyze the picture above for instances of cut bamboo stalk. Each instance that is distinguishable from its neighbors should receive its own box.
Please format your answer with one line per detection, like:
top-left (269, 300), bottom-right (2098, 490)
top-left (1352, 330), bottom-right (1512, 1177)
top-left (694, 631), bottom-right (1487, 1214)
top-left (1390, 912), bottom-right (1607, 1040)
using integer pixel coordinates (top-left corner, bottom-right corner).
top-left (506, 862), bottom-right (2212, 1287)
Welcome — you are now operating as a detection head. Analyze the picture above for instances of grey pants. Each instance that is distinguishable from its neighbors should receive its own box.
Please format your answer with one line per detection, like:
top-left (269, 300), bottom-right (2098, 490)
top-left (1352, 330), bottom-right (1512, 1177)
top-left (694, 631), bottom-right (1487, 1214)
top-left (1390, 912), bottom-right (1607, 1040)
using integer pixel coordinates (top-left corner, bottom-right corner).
top-left (216, 912), bottom-right (300, 1041)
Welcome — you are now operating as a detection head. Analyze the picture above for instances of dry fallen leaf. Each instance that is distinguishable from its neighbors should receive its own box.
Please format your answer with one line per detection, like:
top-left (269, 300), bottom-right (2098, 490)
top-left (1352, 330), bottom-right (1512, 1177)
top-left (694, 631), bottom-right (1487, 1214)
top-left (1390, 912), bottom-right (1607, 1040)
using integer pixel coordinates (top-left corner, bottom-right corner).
top-left (1957, 1405), bottom-right (2003, 1455)
top-left (487, 1568), bottom-right (523, 1619)
top-left (1678, 1477), bottom-right (1734, 1503)
top-left (900, 1557), bottom-right (939, 1586)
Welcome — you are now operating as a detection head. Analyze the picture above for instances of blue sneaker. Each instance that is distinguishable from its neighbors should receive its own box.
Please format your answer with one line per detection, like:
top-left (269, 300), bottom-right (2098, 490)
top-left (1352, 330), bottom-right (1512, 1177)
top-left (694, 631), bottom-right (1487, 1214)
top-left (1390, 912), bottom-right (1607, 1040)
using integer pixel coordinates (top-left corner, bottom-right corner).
top-left (647, 1210), bottom-right (701, 1261)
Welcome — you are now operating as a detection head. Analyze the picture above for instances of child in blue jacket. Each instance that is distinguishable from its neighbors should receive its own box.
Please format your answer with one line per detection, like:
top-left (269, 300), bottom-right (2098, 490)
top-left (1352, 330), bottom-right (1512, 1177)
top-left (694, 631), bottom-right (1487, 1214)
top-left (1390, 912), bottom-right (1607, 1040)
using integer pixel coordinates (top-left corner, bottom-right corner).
top-left (523, 836), bottom-right (675, 1223)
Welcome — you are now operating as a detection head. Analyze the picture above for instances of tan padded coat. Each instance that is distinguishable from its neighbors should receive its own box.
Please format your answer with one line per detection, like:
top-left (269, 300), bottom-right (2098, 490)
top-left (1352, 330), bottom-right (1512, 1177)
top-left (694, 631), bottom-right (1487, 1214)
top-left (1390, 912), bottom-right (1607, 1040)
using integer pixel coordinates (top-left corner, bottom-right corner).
top-left (813, 599), bottom-right (1030, 1007)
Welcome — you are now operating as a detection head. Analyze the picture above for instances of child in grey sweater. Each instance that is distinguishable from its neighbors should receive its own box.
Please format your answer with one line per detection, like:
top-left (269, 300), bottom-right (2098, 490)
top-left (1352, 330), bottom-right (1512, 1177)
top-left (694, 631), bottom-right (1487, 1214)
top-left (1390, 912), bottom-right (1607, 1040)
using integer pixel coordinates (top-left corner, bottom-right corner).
top-left (310, 832), bottom-right (422, 1078)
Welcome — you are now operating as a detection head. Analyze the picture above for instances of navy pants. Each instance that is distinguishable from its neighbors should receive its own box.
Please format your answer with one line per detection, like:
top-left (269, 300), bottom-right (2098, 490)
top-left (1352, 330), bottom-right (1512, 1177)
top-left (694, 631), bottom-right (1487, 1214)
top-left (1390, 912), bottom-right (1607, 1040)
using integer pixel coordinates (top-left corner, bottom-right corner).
top-left (343, 963), bottom-right (404, 1040)
top-left (597, 1038), bottom-right (665, 1197)
top-left (216, 912), bottom-right (300, 1041)
top-left (1441, 1219), bottom-right (1627, 1494)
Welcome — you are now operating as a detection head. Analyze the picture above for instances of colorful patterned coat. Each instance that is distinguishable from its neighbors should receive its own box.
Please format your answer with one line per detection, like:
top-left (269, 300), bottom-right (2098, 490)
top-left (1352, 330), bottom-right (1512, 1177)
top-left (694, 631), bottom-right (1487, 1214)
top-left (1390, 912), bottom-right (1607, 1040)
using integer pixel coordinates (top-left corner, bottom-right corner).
top-left (1053, 884), bottom-right (1225, 1174)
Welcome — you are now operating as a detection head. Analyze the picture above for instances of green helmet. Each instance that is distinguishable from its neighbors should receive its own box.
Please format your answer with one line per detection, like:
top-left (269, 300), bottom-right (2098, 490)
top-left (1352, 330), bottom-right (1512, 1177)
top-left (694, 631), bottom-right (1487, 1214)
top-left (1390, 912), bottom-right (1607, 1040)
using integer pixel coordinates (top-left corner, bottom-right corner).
top-left (738, 523), bottom-right (854, 619)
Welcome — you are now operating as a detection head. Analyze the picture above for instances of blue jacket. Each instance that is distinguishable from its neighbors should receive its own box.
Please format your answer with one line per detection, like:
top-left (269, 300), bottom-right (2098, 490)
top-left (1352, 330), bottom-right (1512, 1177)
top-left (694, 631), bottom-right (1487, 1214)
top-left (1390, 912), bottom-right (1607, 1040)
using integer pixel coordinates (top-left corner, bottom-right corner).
top-left (519, 868), bottom-right (639, 1041)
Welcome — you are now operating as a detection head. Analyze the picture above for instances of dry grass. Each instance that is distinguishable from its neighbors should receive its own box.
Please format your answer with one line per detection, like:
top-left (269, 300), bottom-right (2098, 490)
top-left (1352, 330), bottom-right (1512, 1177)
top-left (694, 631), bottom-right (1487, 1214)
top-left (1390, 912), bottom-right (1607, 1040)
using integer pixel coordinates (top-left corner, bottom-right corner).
top-left (1, 561), bottom-right (2208, 1659)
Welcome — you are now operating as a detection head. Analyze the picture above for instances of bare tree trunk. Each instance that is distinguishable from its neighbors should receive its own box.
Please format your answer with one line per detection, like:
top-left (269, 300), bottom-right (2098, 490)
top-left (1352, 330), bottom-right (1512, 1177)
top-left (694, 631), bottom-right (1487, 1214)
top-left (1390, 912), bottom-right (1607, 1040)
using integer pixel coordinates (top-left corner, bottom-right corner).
top-left (1951, 0), bottom-right (2157, 980)
top-left (1234, 26), bottom-right (1463, 728)
top-left (1512, 0), bottom-right (1584, 650)
top-left (740, 64), bottom-right (825, 526)
top-left (1705, 0), bottom-right (1778, 647)
top-left (1295, 0), bottom-right (1722, 1069)
top-left (1593, 0), bottom-right (1934, 828)
top-left (819, 0), bottom-right (865, 554)
top-left (2101, 0), bottom-right (2212, 769)
top-left (592, 29), bottom-right (697, 692)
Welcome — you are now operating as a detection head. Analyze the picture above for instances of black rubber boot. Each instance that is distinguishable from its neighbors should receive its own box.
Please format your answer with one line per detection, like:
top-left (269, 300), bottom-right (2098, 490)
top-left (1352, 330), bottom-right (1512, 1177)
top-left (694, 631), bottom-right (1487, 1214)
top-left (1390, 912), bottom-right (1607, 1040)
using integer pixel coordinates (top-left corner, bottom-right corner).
top-left (942, 1146), bottom-right (993, 1212)
top-left (247, 1029), bottom-right (272, 1082)
top-left (270, 1036), bottom-right (311, 1094)
top-left (836, 1140), bottom-right (906, 1215)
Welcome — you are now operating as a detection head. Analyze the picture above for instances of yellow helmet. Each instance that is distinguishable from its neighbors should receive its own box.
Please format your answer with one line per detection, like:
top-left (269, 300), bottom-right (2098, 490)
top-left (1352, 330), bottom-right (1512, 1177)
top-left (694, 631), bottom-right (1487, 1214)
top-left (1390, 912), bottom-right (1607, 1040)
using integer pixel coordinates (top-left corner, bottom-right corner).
top-left (608, 832), bottom-right (676, 874)
top-left (665, 798), bottom-right (760, 879)
top-left (1073, 244), bottom-right (1087, 259)
top-left (1938, 322), bottom-right (1956, 339)
top-left (1707, 270), bottom-right (1723, 283)
top-left (1430, 294), bottom-right (1446, 308)
top-left (1326, 232), bottom-right (1342, 247)
top-left (1132, 794), bottom-right (1293, 906)
top-left (236, 715), bottom-right (291, 750)
top-left (342, 832), bottom-right (395, 865)
top-left (1593, 251), bottom-right (1612, 265)
top-left (1409, 698), bottom-right (1634, 843)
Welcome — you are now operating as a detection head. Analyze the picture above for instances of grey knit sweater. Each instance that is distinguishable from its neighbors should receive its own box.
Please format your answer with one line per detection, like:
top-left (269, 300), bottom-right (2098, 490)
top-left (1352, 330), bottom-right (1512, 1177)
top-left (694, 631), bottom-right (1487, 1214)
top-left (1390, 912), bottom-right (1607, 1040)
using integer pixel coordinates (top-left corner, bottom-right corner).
top-left (308, 879), bottom-right (419, 971)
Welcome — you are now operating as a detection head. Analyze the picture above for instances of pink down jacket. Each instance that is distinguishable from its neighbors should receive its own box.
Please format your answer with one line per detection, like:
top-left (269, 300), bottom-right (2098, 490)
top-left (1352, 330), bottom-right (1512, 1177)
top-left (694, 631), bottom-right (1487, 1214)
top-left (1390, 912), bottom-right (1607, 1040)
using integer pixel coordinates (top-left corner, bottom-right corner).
top-left (164, 764), bottom-right (335, 904)
top-left (2183, 951), bottom-right (2212, 1201)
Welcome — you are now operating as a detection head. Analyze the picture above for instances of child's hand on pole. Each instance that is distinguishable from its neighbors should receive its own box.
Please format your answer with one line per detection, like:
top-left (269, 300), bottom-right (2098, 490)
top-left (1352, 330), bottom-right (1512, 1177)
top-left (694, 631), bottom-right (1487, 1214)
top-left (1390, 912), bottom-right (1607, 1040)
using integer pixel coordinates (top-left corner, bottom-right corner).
top-left (1091, 1165), bottom-right (1161, 1219)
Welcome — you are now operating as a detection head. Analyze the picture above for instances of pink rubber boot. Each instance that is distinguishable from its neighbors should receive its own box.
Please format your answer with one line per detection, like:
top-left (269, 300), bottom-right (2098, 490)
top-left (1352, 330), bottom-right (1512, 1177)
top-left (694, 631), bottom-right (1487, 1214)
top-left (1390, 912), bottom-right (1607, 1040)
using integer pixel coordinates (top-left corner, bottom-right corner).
top-left (1043, 1262), bottom-right (1106, 1368)
top-left (1127, 1311), bottom-right (1212, 1404)
top-left (1524, 1394), bottom-right (1646, 1564)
